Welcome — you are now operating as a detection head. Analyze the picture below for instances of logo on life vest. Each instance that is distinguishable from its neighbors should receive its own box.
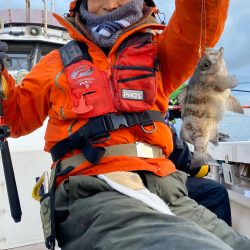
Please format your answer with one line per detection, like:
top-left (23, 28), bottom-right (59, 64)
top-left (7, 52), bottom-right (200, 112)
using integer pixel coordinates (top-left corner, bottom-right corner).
top-left (78, 78), bottom-right (95, 88)
top-left (70, 65), bottom-right (93, 79)
top-left (122, 89), bottom-right (144, 100)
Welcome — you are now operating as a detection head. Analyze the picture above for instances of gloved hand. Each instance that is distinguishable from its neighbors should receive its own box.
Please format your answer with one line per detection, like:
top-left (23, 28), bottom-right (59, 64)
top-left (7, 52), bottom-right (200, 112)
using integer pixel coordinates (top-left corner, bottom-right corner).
top-left (189, 164), bottom-right (210, 178)
top-left (0, 41), bottom-right (8, 68)
top-left (0, 41), bottom-right (9, 100)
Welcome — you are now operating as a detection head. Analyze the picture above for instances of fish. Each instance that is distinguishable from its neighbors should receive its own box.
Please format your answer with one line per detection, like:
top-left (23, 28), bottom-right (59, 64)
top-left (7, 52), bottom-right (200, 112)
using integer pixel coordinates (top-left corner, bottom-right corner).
top-left (178, 47), bottom-right (244, 168)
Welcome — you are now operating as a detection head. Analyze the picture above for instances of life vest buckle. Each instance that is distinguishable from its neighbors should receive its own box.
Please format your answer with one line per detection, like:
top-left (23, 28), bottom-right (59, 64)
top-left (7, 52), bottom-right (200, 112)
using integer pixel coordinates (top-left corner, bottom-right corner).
top-left (90, 113), bottom-right (129, 143)
top-left (108, 113), bottom-right (129, 129)
top-left (50, 111), bottom-right (165, 163)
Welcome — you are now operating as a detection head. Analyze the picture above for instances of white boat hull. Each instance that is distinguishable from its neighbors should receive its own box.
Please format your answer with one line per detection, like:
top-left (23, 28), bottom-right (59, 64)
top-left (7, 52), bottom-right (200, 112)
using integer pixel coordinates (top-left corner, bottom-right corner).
top-left (208, 141), bottom-right (250, 239)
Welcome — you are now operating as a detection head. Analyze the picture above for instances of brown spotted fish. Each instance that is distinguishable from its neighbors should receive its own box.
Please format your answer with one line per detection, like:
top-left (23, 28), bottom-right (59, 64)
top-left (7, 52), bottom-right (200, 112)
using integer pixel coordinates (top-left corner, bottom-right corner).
top-left (179, 47), bottom-right (244, 168)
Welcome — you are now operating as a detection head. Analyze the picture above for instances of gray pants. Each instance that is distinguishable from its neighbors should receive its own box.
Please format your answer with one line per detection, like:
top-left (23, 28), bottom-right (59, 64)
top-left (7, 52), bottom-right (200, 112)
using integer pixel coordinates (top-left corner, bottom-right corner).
top-left (144, 171), bottom-right (250, 249)
top-left (54, 171), bottom-right (250, 250)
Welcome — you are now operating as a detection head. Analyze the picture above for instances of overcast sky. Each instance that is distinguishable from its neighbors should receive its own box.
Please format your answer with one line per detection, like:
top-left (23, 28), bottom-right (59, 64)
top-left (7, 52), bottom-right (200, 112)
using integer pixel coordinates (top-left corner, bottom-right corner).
top-left (1, 0), bottom-right (249, 86)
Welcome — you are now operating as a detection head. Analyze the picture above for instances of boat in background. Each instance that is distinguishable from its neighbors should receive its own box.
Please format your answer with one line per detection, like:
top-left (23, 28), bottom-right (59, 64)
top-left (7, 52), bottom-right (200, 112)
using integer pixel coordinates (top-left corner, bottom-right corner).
top-left (0, 4), bottom-right (70, 76)
top-left (0, 1), bottom-right (250, 249)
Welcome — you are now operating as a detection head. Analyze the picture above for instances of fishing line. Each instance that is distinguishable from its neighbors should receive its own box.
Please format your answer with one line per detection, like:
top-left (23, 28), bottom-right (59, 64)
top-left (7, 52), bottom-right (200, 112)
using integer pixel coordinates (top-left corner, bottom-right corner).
top-left (232, 89), bottom-right (250, 93)
top-left (238, 82), bottom-right (250, 85)
top-left (183, 0), bottom-right (207, 114)
top-left (199, 0), bottom-right (207, 58)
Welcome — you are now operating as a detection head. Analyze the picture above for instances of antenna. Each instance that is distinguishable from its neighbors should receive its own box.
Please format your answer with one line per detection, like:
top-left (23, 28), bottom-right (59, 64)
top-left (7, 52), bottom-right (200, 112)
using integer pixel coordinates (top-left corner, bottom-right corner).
top-left (51, 0), bottom-right (55, 12)
top-left (0, 18), bottom-right (4, 30)
top-left (41, 0), bottom-right (48, 38)
top-left (25, 0), bottom-right (31, 23)
top-left (26, 0), bottom-right (31, 10)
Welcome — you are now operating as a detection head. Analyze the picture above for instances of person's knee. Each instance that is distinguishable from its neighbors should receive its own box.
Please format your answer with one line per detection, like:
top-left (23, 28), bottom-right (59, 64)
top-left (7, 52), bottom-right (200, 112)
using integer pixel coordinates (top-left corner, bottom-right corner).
top-left (186, 177), bottom-right (231, 225)
top-left (144, 171), bottom-right (188, 203)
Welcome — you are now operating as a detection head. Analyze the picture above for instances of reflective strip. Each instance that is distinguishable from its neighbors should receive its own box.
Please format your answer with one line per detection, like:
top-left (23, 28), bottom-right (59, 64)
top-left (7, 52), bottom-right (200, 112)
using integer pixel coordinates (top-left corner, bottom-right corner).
top-left (60, 142), bottom-right (165, 170)
top-left (195, 165), bottom-right (210, 178)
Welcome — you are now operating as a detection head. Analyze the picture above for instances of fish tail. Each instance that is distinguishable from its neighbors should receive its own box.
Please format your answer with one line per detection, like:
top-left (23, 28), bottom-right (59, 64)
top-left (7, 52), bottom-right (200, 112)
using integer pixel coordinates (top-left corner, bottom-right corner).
top-left (191, 152), bottom-right (220, 169)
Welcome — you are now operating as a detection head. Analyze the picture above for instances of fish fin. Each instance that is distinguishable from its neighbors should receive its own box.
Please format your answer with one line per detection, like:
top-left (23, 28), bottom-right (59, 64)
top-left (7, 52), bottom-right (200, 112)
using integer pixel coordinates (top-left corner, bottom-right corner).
top-left (209, 126), bottom-right (219, 146)
top-left (216, 75), bottom-right (238, 91)
top-left (218, 132), bottom-right (230, 141)
top-left (209, 137), bottom-right (219, 146)
top-left (218, 47), bottom-right (224, 56)
top-left (226, 95), bottom-right (244, 114)
top-left (178, 85), bottom-right (188, 108)
top-left (191, 152), bottom-right (220, 169)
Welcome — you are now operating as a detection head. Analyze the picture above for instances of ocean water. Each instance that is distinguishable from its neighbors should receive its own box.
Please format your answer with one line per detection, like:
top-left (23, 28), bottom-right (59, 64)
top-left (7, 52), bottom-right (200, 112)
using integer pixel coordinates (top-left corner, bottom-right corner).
top-left (174, 113), bottom-right (250, 142)
top-left (216, 83), bottom-right (250, 141)
top-left (174, 82), bottom-right (250, 142)
top-left (218, 113), bottom-right (250, 141)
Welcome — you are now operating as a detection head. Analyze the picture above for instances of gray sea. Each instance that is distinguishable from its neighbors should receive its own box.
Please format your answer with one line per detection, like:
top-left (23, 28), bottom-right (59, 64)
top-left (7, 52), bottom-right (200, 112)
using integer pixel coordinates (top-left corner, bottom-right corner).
top-left (174, 113), bottom-right (250, 142)
top-left (174, 83), bottom-right (250, 142)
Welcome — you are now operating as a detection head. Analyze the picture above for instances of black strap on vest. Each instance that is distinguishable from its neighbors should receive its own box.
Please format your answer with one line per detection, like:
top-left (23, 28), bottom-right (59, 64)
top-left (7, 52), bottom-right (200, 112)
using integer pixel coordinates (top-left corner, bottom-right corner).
top-left (55, 40), bottom-right (165, 165)
top-left (59, 40), bottom-right (92, 68)
top-left (50, 110), bottom-right (165, 164)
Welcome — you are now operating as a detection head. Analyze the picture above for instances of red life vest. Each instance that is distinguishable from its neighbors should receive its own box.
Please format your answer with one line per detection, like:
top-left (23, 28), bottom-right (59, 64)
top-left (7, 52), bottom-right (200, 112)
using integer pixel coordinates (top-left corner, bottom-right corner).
top-left (51, 33), bottom-right (165, 164)
top-left (60, 33), bottom-right (160, 119)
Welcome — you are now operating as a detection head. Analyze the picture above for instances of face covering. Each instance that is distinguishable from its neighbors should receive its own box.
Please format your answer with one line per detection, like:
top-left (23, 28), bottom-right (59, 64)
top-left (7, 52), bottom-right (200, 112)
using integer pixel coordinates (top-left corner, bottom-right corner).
top-left (80, 0), bottom-right (144, 48)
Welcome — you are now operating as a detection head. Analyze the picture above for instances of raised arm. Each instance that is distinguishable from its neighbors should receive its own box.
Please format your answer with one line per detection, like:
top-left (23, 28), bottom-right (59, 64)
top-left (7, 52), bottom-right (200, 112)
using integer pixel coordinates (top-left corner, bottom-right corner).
top-left (158, 0), bottom-right (229, 95)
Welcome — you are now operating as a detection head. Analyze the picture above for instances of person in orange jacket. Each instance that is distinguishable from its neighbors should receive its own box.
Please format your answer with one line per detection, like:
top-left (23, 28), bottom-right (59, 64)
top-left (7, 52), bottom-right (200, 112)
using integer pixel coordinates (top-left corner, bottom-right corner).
top-left (1, 0), bottom-right (250, 249)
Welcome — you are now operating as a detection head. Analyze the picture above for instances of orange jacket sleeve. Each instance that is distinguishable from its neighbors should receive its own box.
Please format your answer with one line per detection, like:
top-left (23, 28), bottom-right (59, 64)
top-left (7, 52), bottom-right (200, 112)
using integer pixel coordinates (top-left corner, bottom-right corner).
top-left (2, 54), bottom-right (52, 137)
top-left (158, 0), bottom-right (229, 95)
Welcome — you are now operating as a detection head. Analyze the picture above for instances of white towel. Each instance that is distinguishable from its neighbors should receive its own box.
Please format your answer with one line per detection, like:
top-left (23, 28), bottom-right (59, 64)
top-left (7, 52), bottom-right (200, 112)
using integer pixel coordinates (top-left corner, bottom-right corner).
top-left (98, 172), bottom-right (174, 216)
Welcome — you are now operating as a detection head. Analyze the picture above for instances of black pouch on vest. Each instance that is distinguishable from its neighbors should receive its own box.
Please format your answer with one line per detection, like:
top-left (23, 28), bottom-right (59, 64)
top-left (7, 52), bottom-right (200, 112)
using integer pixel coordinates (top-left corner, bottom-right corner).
top-left (40, 162), bottom-right (75, 249)
top-left (40, 193), bottom-right (55, 249)
top-left (39, 162), bottom-right (61, 250)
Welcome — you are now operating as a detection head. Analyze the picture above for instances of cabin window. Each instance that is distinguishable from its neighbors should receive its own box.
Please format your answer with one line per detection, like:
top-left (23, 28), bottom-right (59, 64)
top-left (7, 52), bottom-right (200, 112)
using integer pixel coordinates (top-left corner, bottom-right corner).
top-left (4, 42), bottom-right (34, 71)
top-left (37, 44), bottom-right (60, 61)
top-left (3, 42), bottom-right (62, 73)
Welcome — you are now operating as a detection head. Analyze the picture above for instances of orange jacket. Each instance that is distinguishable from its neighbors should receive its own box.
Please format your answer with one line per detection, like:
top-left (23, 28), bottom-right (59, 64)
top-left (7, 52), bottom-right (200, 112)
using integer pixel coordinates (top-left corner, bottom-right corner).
top-left (2, 0), bottom-right (229, 182)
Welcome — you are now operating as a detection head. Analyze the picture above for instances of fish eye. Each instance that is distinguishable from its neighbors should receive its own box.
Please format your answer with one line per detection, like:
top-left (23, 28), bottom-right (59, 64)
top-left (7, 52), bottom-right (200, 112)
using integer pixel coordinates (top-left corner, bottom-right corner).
top-left (199, 60), bottom-right (210, 71)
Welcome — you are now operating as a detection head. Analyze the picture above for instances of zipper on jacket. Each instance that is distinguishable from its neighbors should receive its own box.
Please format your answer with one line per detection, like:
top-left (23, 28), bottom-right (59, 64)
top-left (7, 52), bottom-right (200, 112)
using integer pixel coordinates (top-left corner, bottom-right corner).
top-left (105, 62), bottom-right (116, 112)
top-left (113, 65), bottom-right (155, 72)
top-left (118, 73), bottom-right (155, 83)
top-left (60, 107), bottom-right (66, 120)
